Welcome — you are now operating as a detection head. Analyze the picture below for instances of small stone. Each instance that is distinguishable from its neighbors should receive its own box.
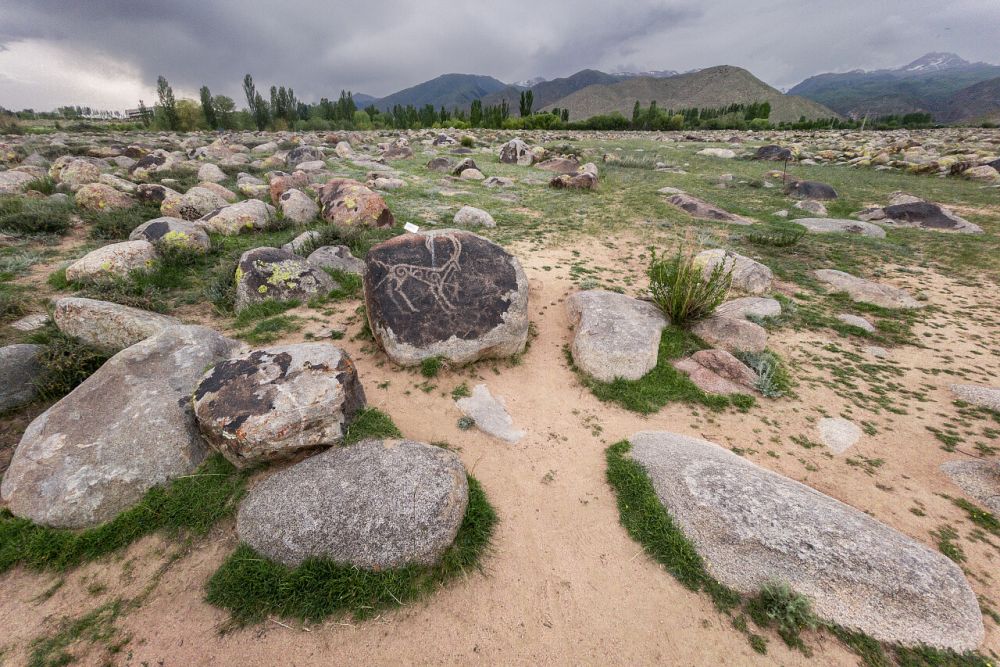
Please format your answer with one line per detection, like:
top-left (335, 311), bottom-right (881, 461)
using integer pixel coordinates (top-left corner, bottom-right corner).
top-left (454, 205), bottom-right (496, 228)
top-left (837, 313), bottom-right (876, 333)
top-left (455, 384), bottom-right (524, 443)
top-left (306, 245), bottom-right (366, 275)
top-left (818, 417), bottom-right (862, 453)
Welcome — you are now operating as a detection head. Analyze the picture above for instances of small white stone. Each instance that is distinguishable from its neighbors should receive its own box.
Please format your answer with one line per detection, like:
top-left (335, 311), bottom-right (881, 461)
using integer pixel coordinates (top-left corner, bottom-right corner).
top-left (818, 417), bottom-right (862, 454)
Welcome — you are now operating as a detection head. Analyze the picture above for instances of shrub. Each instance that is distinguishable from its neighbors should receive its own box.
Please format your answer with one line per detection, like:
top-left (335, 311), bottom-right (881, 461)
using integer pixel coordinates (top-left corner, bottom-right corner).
top-left (420, 356), bottom-right (443, 378)
top-left (0, 198), bottom-right (74, 235)
top-left (648, 248), bottom-right (732, 325)
top-left (84, 203), bottom-right (163, 240)
top-left (460, 136), bottom-right (475, 148)
top-left (745, 224), bottom-right (806, 248)
top-left (746, 581), bottom-right (817, 651)
top-left (735, 350), bottom-right (791, 398)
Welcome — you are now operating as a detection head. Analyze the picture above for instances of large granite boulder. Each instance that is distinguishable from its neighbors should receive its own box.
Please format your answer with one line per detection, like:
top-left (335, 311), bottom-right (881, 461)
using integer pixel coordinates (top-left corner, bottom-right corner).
top-left (694, 249), bottom-right (772, 295)
top-left (175, 186), bottom-right (229, 221)
top-left (794, 217), bottom-right (886, 238)
top-left (64, 240), bottom-right (158, 283)
top-left (364, 230), bottom-right (528, 366)
top-left (129, 216), bottom-right (211, 252)
top-left (0, 344), bottom-right (43, 412)
top-left (499, 139), bottom-right (534, 166)
top-left (193, 343), bottom-right (365, 467)
top-left (198, 199), bottom-right (277, 235)
top-left (863, 201), bottom-right (983, 234)
top-left (234, 247), bottom-right (336, 313)
top-left (286, 145), bottom-right (325, 167)
top-left (236, 439), bottom-right (469, 568)
top-left (53, 297), bottom-right (181, 352)
top-left (566, 290), bottom-right (668, 382)
top-left (814, 269), bottom-right (923, 309)
top-left (1, 326), bottom-right (240, 528)
top-left (626, 431), bottom-right (984, 651)
top-left (317, 178), bottom-right (394, 229)
top-left (0, 170), bottom-right (36, 195)
top-left (665, 193), bottom-right (752, 224)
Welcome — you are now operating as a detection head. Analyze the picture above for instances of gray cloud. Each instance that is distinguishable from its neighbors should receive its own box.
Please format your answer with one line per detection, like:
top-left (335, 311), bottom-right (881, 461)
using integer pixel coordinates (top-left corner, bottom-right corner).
top-left (0, 0), bottom-right (998, 110)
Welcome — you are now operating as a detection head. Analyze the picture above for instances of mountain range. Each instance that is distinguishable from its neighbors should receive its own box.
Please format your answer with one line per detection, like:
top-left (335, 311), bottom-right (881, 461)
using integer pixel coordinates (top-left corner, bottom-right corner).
top-left (788, 53), bottom-right (1000, 120)
top-left (354, 52), bottom-right (999, 124)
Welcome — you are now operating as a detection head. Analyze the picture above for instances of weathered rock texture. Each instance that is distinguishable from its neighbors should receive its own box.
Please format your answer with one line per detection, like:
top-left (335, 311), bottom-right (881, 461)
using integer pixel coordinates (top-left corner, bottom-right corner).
top-left (627, 431), bottom-right (984, 651)
top-left (565, 290), bottom-right (668, 382)
top-left (53, 297), bottom-right (181, 352)
top-left (364, 230), bottom-right (528, 366)
top-left (237, 439), bottom-right (469, 568)
top-left (193, 343), bottom-right (365, 467)
top-left (1, 326), bottom-right (239, 528)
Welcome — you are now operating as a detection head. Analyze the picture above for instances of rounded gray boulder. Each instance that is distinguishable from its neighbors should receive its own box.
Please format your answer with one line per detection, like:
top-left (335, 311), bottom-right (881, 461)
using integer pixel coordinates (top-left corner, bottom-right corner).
top-left (237, 439), bottom-right (469, 569)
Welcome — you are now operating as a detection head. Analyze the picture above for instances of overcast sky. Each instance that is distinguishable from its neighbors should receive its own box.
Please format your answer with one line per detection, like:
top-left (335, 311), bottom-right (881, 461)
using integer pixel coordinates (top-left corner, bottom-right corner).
top-left (1, 0), bottom-right (998, 111)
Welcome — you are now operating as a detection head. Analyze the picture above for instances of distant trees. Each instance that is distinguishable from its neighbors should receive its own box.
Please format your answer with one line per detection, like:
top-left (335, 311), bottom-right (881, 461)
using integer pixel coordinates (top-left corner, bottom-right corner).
top-left (156, 75), bottom-right (179, 130)
top-left (519, 90), bottom-right (533, 117)
top-left (137, 100), bottom-right (152, 127)
top-left (213, 95), bottom-right (236, 129)
top-left (243, 74), bottom-right (270, 130)
top-left (200, 86), bottom-right (219, 129)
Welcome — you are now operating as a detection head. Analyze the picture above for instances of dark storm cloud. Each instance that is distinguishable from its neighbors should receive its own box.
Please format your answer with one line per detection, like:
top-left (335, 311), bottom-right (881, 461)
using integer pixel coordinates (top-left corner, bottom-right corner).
top-left (1, 0), bottom-right (998, 109)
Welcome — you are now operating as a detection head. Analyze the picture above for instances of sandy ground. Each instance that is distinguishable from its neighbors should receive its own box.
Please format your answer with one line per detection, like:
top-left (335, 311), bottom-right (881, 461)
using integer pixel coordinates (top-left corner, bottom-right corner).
top-left (1, 232), bottom-right (998, 666)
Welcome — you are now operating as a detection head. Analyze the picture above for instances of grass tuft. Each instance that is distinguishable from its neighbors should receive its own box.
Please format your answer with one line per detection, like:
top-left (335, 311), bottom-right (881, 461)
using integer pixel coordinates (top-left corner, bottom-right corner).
top-left (648, 247), bottom-right (732, 325)
top-left (204, 475), bottom-right (497, 626)
top-left (26, 324), bottom-right (112, 401)
top-left (420, 356), bottom-right (443, 378)
top-left (343, 407), bottom-right (403, 444)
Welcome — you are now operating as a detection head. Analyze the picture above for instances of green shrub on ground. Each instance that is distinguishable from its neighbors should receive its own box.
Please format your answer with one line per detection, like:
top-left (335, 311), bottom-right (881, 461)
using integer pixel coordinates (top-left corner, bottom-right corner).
top-left (648, 248), bottom-right (732, 325)
top-left (26, 324), bottom-right (112, 401)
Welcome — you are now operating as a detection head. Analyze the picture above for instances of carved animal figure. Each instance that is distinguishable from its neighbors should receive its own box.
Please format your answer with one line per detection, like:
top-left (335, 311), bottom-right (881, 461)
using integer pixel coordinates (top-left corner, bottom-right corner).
top-left (371, 235), bottom-right (463, 313)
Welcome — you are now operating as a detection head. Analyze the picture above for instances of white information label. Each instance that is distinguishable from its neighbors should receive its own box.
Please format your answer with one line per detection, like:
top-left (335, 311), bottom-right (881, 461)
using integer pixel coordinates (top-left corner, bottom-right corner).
top-left (403, 222), bottom-right (420, 233)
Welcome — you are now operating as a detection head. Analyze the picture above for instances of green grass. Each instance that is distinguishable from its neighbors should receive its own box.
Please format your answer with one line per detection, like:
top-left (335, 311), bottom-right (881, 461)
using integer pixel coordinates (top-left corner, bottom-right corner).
top-left (0, 455), bottom-right (246, 574)
top-left (234, 315), bottom-right (300, 344)
top-left (343, 407), bottom-right (403, 444)
top-left (26, 324), bottom-right (112, 402)
top-left (568, 327), bottom-right (754, 414)
top-left (0, 196), bottom-right (74, 235)
top-left (735, 350), bottom-right (792, 398)
top-left (605, 440), bottom-right (995, 664)
top-left (232, 299), bottom-right (300, 328)
top-left (951, 498), bottom-right (1000, 537)
top-left (27, 598), bottom-right (128, 667)
top-left (420, 356), bottom-right (444, 378)
top-left (648, 247), bottom-right (733, 325)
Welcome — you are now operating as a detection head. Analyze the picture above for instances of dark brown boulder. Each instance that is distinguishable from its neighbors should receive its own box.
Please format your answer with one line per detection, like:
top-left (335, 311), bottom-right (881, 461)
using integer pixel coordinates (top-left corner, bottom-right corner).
top-left (363, 230), bottom-right (528, 366)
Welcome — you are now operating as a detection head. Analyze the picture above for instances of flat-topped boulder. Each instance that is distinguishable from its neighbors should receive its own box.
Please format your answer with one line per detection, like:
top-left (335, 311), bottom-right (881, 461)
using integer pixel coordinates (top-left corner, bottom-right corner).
top-left (317, 178), bottom-right (395, 228)
top-left (627, 431), bottom-right (984, 651)
top-left (1, 326), bottom-right (240, 528)
top-left (672, 349), bottom-right (758, 395)
top-left (814, 269), bottom-right (923, 309)
top-left (364, 230), bottom-right (528, 366)
top-left (691, 315), bottom-right (767, 353)
top-left (694, 249), bottom-right (772, 295)
top-left (950, 384), bottom-right (1000, 411)
top-left (455, 384), bottom-right (524, 444)
top-left (665, 193), bottom-right (752, 224)
top-left (566, 290), bottom-right (668, 382)
top-left (74, 182), bottom-right (135, 212)
top-left (53, 297), bottom-right (181, 352)
top-left (941, 460), bottom-right (1000, 514)
top-left (237, 439), bottom-right (469, 569)
top-left (861, 200), bottom-right (983, 234)
top-left (714, 297), bottom-right (781, 321)
top-left (535, 157), bottom-right (579, 174)
top-left (794, 217), bottom-right (886, 238)
top-left (193, 343), bottom-right (366, 467)
top-left (235, 247), bottom-right (335, 313)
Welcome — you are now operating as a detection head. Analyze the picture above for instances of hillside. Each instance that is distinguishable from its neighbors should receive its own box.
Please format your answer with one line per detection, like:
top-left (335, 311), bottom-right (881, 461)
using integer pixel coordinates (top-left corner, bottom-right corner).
top-left (369, 73), bottom-right (508, 111)
top-left (938, 76), bottom-right (1000, 124)
top-left (789, 52), bottom-right (1000, 120)
top-left (543, 66), bottom-right (837, 123)
top-left (481, 69), bottom-right (629, 111)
